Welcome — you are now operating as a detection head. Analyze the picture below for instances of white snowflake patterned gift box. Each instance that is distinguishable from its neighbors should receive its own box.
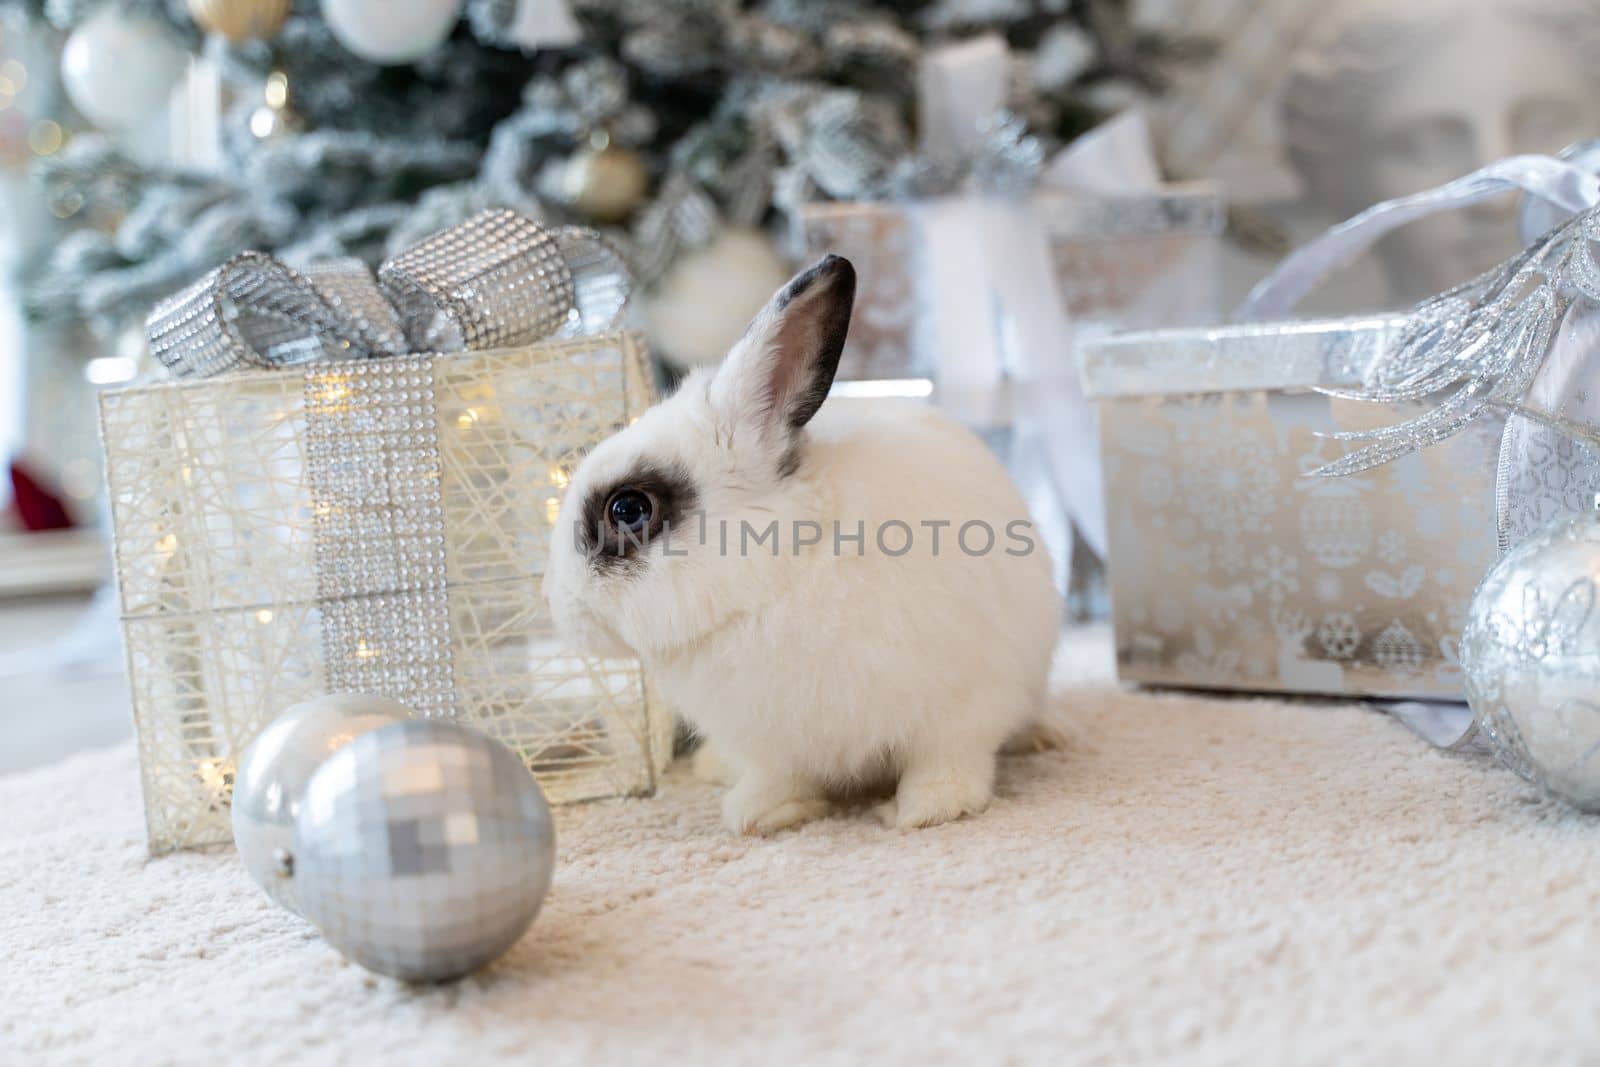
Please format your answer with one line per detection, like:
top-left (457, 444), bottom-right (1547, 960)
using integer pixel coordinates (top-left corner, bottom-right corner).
top-left (1079, 150), bottom-right (1600, 699)
top-left (799, 186), bottom-right (1223, 386)
top-left (100, 213), bottom-right (673, 854)
top-left (799, 189), bottom-right (1222, 617)
top-left (1079, 318), bottom-right (1504, 698)
top-left (796, 95), bottom-right (1222, 390)
top-left (796, 112), bottom-right (1223, 608)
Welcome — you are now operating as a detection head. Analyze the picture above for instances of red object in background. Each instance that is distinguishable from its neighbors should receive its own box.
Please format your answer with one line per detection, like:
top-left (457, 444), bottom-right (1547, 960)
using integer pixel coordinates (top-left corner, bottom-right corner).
top-left (9, 459), bottom-right (76, 532)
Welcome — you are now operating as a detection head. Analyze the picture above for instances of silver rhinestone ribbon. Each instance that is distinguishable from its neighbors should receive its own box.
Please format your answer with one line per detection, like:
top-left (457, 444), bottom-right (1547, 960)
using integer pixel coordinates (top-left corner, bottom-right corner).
top-left (147, 210), bottom-right (629, 378)
top-left (304, 357), bottom-right (457, 718)
top-left (554, 226), bottom-right (633, 337)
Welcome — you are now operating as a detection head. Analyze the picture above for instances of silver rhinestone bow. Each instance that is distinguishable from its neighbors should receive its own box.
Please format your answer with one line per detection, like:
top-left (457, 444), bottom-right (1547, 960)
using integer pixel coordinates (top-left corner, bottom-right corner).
top-left (146, 210), bottom-right (632, 379)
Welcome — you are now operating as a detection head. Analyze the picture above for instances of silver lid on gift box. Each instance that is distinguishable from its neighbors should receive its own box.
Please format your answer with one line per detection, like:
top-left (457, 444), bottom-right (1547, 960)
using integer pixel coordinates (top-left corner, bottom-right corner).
top-left (1077, 316), bottom-right (1409, 400)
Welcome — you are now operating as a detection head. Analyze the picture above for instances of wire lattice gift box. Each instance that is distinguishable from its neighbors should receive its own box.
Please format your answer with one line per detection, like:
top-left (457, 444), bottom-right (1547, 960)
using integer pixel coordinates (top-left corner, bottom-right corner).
top-left (103, 335), bottom-right (669, 853)
top-left (102, 212), bottom-right (672, 854)
top-left (1080, 318), bottom-right (1504, 699)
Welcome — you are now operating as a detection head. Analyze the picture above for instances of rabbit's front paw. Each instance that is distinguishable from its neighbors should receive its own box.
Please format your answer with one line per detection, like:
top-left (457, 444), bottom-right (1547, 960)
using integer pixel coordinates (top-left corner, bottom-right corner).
top-left (721, 771), bottom-right (830, 835)
top-left (881, 750), bottom-right (996, 830)
top-left (887, 779), bottom-right (990, 829)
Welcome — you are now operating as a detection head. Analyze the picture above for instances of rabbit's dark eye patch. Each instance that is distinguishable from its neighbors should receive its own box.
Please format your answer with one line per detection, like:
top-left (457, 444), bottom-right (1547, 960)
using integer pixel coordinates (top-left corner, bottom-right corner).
top-left (579, 461), bottom-right (697, 570)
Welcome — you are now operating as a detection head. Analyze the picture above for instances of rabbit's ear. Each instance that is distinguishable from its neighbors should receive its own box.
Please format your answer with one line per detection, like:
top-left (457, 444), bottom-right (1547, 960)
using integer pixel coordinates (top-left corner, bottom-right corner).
top-left (709, 255), bottom-right (855, 461)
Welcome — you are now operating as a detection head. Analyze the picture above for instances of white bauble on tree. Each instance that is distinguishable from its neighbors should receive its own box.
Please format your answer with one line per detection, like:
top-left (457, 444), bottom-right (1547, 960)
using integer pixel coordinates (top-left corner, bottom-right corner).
top-left (645, 228), bottom-right (794, 369)
top-left (60, 8), bottom-right (189, 131)
top-left (324, 0), bottom-right (465, 64)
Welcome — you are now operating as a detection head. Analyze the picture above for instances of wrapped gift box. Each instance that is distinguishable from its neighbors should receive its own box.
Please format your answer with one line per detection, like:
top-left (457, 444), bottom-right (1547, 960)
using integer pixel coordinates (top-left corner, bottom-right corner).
top-left (798, 185), bottom-right (1223, 385)
top-left (797, 201), bottom-right (923, 382)
top-left (1034, 184), bottom-right (1222, 330)
top-left (1079, 317), bottom-right (1504, 698)
top-left (800, 186), bottom-right (1223, 616)
top-left (101, 333), bottom-right (672, 853)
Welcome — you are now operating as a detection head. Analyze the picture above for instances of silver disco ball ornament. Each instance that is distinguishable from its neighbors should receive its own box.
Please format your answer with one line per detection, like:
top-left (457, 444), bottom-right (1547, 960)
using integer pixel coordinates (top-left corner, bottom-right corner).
top-left (232, 693), bottom-right (413, 915)
top-left (291, 719), bottom-right (556, 983)
top-left (1462, 495), bottom-right (1600, 811)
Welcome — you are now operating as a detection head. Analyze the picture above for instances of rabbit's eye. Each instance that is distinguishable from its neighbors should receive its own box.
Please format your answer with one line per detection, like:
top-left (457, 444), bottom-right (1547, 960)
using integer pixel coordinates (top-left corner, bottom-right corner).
top-left (607, 489), bottom-right (653, 535)
top-left (582, 464), bottom-right (695, 566)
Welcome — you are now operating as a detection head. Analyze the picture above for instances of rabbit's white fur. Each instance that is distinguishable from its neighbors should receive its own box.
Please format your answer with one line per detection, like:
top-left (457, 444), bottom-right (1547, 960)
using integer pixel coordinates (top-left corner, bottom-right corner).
top-left (544, 257), bottom-right (1060, 834)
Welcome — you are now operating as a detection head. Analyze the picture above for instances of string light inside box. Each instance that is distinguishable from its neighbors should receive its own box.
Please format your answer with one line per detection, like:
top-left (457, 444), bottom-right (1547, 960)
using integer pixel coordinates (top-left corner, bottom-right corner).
top-left (197, 758), bottom-right (233, 799)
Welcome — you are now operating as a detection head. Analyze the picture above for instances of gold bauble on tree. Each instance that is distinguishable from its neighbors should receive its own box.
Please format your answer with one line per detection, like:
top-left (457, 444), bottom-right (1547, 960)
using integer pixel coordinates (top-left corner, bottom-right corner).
top-left (186, 0), bottom-right (292, 43)
top-left (561, 135), bottom-right (649, 224)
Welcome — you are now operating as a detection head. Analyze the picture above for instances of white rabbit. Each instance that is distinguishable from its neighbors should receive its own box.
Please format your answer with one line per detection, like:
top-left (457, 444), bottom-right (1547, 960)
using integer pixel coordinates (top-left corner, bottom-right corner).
top-left (543, 255), bottom-right (1061, 834)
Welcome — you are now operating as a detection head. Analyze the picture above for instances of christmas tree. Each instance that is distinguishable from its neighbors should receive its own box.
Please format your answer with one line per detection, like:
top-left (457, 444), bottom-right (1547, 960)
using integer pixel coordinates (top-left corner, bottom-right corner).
top-left (5, 0), bottom-right (1196, 346)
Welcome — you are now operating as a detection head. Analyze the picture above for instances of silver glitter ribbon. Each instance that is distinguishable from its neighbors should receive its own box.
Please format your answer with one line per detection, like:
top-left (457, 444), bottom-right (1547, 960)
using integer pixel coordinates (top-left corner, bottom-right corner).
top-left (1235, 154), bottom-right (1600, 479)
top-left (146, 210), bottom-right (630, 379)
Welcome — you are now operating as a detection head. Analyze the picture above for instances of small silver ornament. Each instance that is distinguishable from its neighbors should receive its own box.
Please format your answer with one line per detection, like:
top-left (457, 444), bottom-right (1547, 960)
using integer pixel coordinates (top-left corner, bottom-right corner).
top-left (1463, 495), bottom-right (1600, 811)
top-left (291, 720), bottom-right (556, 983)
top-left (231, 694), bottom-right (413, 915)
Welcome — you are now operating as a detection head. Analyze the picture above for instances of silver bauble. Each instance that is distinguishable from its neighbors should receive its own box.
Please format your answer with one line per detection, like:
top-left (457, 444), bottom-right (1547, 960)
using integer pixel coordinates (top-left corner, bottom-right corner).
top-left (231, 694), bottom-right (413, 915)
top-left (291, 720), bottom-right (556, 983)
top-left (1462, 496), bottom-right (1600, 811)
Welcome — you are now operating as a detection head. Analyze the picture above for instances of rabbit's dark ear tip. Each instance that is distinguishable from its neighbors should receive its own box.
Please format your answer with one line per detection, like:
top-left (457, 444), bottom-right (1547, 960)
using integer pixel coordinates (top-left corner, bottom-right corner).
top-left (778, 255), bottom-right (855, 309)
top-left (815, 254), bottom-right (855, 287)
